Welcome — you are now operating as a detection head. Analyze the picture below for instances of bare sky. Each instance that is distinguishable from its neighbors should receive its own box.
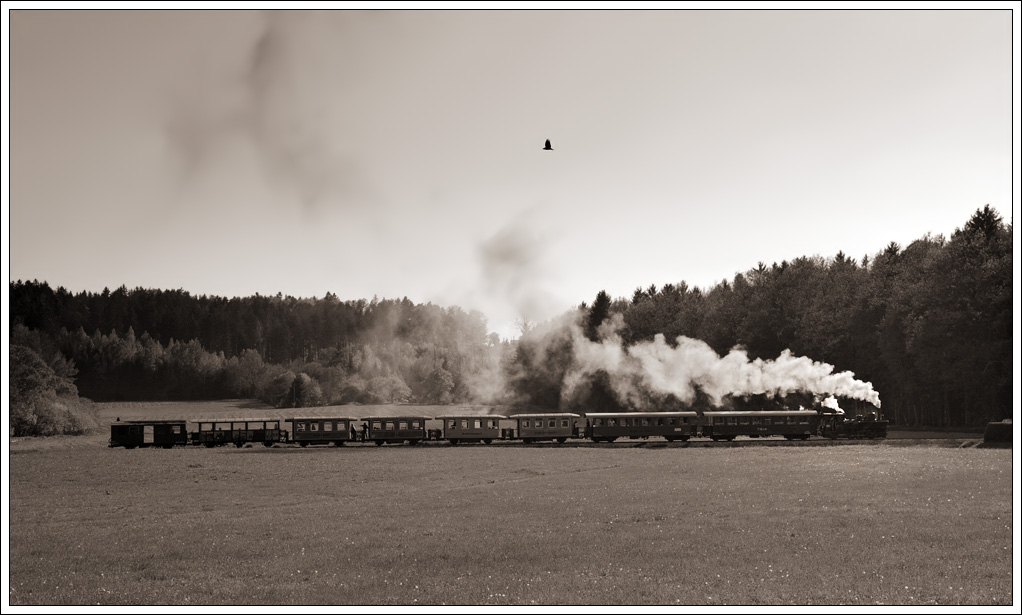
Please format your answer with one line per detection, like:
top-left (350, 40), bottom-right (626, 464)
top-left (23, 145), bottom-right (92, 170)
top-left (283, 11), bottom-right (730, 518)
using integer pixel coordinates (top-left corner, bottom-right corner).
top-left (5, 8), bottom-right (1016, 339)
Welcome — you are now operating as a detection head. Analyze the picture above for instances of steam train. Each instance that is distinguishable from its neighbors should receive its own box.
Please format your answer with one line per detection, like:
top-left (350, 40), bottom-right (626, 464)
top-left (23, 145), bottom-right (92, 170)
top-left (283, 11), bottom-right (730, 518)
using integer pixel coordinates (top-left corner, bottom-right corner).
top-left (108, 408), bottom-right (888, 449)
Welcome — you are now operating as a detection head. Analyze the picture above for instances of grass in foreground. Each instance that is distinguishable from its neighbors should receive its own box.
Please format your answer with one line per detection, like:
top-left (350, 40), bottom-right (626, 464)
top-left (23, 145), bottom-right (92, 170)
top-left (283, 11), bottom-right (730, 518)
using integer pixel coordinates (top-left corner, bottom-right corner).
top-left (8, 436), bottom-right (1013, 605)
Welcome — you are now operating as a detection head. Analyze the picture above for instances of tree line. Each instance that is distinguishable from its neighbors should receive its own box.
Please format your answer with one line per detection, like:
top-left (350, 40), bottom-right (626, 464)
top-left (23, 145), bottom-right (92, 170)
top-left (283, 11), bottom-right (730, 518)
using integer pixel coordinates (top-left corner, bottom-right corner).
top-left (8, 206), bottom-right (1012, 435)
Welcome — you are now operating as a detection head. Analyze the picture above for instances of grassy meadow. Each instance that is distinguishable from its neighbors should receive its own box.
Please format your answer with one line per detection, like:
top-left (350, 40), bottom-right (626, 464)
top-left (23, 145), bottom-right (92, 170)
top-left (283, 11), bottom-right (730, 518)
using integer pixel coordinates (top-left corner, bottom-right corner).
top-left (7, 401), bottom-right (1014, 606)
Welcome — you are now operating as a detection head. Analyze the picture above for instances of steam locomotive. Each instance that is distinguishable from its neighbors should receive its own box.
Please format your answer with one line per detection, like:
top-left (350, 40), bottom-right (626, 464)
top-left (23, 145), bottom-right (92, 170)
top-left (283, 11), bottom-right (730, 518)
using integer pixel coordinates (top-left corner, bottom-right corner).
top-left (108, 408), bottom-right (888, 449)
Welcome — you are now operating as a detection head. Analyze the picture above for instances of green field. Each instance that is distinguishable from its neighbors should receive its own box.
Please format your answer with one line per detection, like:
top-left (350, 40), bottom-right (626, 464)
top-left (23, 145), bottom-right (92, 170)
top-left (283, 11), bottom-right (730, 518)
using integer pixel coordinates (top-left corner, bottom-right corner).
top-left (7, 401), bottom-right (1014, 605)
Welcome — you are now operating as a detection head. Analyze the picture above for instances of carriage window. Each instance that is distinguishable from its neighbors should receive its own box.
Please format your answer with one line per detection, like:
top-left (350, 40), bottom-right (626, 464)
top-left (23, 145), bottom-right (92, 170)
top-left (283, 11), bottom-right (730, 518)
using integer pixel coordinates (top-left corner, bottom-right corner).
top-left (385, 422), bottom-right (395, 430)
top-left (396, 421), bottom-right (405, 430)
top-left (489, 420), bottom-right (497, 428)
top-left (296, 423), bottom-right (306, 432)
top-left (608, 418), bottom-right (616, 426)
top-left (561, 419), bottom-right (569, 428)
top-left (412, 420), bottom-right (421, 429)
top-left (449, 419), bottom-right (457, 429)
top-left (739, 417), bottom-right (749, 425)
top-left (641, 418), bottom-right (650, 426)
top-left (309, 423), bottom-right (318, 431)
top-left (656, 418), bottom-right (663, 426)
top-left (373, 421), bottom-right (383, 430)
top-left (200, 423), bottom-right (213, 432)
top-left (324, 422), bottom-right (332, 431)
top-left (800, 417), bottom-right (809, 424)
top-left (548, 419), bottom-right (556, 428)
top-left (461, 419), bottom-right (469, 429)
top-left (474, 420), bottom-right (482, 429)
top-left (522, 420), bottom-right (530, 428)
top-left (172, 425), bottom-right (182, 433)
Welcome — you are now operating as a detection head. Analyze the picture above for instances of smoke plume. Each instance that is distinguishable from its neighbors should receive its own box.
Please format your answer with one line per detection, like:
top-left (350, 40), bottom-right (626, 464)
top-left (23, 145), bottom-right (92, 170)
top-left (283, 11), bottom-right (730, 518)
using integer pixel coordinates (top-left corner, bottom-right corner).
top-left (472, 210), bottom-right (565, 339)
top-left (163, 10), bottom-right (377, 208)
top-left (561, 313), bottom-right (881, 410)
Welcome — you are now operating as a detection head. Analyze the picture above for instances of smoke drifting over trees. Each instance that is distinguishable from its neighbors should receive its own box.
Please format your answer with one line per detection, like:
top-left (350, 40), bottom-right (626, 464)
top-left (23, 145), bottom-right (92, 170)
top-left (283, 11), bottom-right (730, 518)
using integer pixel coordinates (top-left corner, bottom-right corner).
top-left (562, 313), bottom-right (880, 410)
top-left (8, 207), bottom-right (1012, 431)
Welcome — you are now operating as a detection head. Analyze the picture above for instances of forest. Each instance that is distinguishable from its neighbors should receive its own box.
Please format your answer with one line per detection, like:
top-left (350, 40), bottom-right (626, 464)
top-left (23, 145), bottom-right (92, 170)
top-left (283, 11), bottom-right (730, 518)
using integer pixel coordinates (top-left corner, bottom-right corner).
top-left (9, 206), bottom-right (1012, 436)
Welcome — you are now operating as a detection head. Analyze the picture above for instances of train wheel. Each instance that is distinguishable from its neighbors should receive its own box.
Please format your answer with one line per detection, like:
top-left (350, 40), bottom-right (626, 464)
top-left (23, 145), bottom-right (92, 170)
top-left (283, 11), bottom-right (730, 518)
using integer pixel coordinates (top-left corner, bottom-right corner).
top-left (483, 439), bottom-right (492, 445)
top-left (264, 441), bottom-right (274, 447)
top-left (335, 441), bottom-right (345, 446)
top-left (556, 437), bottom-right (567, 444)
top-left (375, 441), bottom-right (384, 447)
top-left (235, 442), bottom-right (244, 448)
top-left (449, 439), bottom-right (460, 446)
top-left (408, 440), bottom-right (419, 446)
top-left (300, 442), bottom-right (309, 448)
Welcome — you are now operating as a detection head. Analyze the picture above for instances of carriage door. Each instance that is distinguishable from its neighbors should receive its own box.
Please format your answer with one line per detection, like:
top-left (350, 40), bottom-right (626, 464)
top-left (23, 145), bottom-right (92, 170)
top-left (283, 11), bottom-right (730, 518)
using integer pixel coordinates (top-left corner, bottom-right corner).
top-left (144, 425), bottom-right (154, 444)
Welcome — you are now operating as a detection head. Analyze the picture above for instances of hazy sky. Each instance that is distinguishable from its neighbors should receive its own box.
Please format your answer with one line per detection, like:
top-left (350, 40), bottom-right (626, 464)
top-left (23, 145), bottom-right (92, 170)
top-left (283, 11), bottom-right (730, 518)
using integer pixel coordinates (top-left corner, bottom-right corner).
top-left (5, 9), bottom-right (1016, 338)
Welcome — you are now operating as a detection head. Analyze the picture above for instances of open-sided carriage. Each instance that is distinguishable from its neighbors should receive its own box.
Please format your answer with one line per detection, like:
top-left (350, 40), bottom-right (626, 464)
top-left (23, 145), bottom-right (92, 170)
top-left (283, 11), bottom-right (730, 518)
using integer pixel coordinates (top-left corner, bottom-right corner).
top-left (191, 418), bottom-right (287, 448)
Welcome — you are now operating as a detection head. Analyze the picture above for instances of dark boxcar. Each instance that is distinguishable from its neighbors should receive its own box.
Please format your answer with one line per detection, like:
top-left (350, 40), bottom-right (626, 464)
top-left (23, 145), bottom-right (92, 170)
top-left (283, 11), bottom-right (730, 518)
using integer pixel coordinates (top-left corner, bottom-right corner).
top-left (583, 412), bottom-right (700, 442)
top-left (363, 416), bottom-right (430, 446)
top-left (290, 416), bottom-right (360, 447)
top-left (702, 410), bottom-right (820, 441)
top-left (110, 420), bottom-right (189, 448)
top-left (192, 418), bottom-right (286, 448)
top-left (439, 415), bottom-right (506, 445)
top-left (510, 413), bottom-right (580, 443)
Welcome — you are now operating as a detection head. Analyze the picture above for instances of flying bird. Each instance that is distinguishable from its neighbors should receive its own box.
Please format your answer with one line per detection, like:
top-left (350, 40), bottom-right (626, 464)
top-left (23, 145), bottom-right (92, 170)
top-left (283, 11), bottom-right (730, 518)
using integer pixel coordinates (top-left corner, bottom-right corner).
top-left (543, 139), bottom-right (553, 150)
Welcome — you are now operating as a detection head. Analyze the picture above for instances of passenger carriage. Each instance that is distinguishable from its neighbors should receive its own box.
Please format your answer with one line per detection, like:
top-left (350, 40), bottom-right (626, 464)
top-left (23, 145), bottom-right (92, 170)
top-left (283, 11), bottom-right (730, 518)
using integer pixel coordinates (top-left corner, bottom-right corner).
top-left (438, 414), bottom-right (506, 445)
top-left (362, 416), bottom-right (430, 446)
top-left (583, 412), bottom-right (701, 442)
top-left (192, 418), bottom-right (286, 448)
top-left (702, 410), bottom-right (819, 441)
top-left (290, 416), bottom-right (361, 447)
top-left (509, 413), bottom-right (580, 444)
top-left (109, 419), bottom-right (189, 449)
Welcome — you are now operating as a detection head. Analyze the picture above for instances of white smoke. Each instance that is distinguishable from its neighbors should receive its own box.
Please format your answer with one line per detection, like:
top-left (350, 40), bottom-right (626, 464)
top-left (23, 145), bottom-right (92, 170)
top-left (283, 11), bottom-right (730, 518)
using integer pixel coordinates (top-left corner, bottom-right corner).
top-left (563, 314), bottom-right (881, 409)
top-left (821, 395), bottom-right (845, 414)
